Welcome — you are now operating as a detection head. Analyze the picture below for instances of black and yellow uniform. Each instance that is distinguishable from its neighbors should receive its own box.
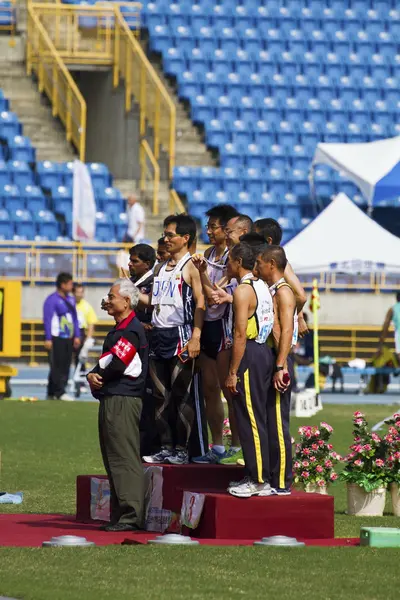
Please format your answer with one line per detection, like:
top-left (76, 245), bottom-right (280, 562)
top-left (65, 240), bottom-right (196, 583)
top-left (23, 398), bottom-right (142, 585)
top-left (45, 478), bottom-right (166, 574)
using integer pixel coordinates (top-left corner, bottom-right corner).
top-left (267, 278), bottom-right (296, 491)
top-left (233, 274), bottom-right (274, 484)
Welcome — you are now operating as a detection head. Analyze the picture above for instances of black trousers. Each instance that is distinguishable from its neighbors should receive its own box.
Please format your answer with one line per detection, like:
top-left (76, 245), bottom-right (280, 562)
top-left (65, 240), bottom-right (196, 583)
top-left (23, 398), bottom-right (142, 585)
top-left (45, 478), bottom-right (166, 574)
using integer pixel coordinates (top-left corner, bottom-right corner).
top-left (47, 336), bottom-right (73, 399)
top-left (233, 341), bottom-right (274, 484)
top-left (150, 356), bottom-right (196, 449)
top-left (267, 357), bottom-right (294, 490)
top-left (98, 395), bottom-right (144, 528)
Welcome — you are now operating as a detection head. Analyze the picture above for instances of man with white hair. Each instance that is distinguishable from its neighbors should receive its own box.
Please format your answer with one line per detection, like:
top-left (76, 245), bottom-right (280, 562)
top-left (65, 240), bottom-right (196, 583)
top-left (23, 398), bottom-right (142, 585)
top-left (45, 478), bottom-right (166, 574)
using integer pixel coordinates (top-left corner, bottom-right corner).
top-left (87, 279), bottom-right (148, 532)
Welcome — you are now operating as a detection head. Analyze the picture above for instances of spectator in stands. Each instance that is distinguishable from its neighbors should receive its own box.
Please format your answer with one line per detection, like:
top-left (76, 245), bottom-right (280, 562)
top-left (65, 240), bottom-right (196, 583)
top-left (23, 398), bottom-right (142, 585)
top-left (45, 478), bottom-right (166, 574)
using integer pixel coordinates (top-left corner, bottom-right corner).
top-left (43, 273), bottom-right (80, 401)
top-left (156, 237), bottom-right (170, 263)
top-left (128, 243), bottom-right (156, 331)
top-left (378, 292), bottom-right (400, 359)
top-left (87, 279), bottom-right (148, 532)
top-left (125, 194), bottom-right (145, 243)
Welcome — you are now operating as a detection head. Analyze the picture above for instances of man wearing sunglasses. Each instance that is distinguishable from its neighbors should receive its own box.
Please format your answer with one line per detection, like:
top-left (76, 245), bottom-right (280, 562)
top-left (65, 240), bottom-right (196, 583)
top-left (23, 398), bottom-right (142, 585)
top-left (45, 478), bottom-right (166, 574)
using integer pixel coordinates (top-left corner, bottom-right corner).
top-left (138, 214), bottom-right (206, 465)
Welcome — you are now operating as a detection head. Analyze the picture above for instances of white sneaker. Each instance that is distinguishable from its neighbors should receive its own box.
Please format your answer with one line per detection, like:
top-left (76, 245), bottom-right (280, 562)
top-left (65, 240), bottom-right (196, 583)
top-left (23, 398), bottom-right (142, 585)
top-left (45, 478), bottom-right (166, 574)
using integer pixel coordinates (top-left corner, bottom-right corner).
top-left (59, 393), bottom-right (75, 402)
top-left (228, 477), bottom-right (274, 498)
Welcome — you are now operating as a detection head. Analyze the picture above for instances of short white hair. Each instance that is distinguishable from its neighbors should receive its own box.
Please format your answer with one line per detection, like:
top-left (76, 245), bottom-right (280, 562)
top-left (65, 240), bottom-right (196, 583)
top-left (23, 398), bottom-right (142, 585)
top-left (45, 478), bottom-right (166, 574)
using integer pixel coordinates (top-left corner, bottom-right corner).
top-left (112, 279), bottom-right (139, 309)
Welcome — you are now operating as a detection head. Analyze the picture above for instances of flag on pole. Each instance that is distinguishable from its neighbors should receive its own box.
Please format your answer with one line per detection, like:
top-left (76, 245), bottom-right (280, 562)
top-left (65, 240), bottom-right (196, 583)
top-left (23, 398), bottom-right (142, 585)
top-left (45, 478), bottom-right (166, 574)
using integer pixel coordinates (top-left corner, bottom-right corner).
top-left (310, 278), bottom-right (321, 403)
top-left (73, 160), bottom-right (96, 241)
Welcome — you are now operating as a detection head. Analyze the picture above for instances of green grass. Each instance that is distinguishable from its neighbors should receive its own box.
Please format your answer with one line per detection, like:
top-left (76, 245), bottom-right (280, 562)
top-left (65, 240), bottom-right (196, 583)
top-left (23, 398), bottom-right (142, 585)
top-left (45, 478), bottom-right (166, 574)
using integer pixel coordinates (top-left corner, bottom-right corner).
top-left (0, 401), bottom-right (399, 600)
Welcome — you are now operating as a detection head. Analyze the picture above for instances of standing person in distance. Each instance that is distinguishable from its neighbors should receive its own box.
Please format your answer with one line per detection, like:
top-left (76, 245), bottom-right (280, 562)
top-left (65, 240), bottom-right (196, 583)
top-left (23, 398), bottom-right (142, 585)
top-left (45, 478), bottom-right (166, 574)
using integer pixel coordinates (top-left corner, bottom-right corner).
top-left (224, 243), bottom-right (275, 497)
top-left (87, 279), bottom-right (148, 532)
top-left (43, 272), bottom-right (81, 401)
top-left (138, 214), bottom-right (206, 465)
top-left (378, 292), bottom-right (400, 361)
top-left (256, 245), bottom-right (296, 495)
top-left (191, 204), bottom-right (243, 464)
top-left (73, 282), bottom-right (98, 362)
top-left (124, 194), bottom-right (146, 243)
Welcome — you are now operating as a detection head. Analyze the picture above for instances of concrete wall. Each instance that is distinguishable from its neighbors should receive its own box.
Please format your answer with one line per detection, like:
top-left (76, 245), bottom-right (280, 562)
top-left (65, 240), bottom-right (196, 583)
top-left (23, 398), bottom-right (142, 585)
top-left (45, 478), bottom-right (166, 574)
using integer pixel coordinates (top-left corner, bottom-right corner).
top-left (73, 70), bottom-right (141, 180)
top-left (22, 287), bottom-right (396, 326)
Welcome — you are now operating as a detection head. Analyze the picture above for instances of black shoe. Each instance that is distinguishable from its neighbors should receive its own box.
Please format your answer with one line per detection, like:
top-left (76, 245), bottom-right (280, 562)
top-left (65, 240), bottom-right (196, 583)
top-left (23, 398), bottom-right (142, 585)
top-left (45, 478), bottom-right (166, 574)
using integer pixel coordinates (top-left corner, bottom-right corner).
top-left (102, 523), bottom-right (141, 533)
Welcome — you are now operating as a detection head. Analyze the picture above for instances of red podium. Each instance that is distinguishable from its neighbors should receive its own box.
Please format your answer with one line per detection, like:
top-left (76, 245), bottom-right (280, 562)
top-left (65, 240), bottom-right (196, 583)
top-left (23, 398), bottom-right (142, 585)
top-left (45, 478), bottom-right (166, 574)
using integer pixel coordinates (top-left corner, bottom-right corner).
top-left (76, 464), bottom-right (334, 540)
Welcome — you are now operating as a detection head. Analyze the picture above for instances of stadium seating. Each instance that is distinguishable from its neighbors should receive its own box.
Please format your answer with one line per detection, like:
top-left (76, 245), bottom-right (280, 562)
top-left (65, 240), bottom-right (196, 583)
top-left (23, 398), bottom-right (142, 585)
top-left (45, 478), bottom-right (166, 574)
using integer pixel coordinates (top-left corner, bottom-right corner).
top-left (130, 0), bottom-right (400, 239)
top-left (0, 86), bottom-right (126, 241)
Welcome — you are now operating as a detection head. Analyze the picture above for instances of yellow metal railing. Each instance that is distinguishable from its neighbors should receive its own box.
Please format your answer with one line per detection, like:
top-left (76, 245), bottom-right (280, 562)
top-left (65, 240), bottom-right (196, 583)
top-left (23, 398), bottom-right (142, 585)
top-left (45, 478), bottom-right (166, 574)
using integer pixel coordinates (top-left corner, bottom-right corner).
top-left (16, 321), bottom-right (397, 365)
top-left (27, 4), bottom-right (87, 160)
top-left (169, 188), bottom-right (186, 214)
top-left (0, 0), bottom-right (16, 34)
top-left (27, 2), bottom-right (176, 210)
top-left (140, 139), bottom-right (160, 215)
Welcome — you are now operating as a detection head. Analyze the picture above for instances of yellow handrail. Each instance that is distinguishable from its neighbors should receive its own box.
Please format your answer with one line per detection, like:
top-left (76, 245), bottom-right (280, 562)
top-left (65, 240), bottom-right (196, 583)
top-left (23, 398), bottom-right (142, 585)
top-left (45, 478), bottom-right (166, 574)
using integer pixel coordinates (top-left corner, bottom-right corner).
top-left (140, 139), bottom-right (160, 215)
top-left (27, 4), bottom-right (86, 160)
top-left (169, 188), bottom-right (186, 214)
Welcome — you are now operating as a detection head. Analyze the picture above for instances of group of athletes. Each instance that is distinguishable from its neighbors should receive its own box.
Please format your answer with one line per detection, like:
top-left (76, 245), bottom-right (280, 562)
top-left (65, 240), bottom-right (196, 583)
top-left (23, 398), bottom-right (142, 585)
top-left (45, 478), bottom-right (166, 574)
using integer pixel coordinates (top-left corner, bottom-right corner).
top-left (124, 205), bottom-right (308, 498)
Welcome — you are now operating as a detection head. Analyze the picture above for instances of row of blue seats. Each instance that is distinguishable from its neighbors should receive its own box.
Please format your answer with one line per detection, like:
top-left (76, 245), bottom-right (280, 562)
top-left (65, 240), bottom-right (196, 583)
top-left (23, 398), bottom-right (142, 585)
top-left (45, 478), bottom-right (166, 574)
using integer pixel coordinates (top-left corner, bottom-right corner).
top-left (0, 252), bottom-right (115, 278)
top-left (0, 137), bottom-right (36, 163)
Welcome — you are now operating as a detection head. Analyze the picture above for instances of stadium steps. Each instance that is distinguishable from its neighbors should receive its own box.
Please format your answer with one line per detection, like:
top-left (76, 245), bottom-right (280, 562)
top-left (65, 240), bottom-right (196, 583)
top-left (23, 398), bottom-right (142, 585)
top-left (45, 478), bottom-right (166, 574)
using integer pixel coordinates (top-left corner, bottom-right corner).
top-left (0, 50), bottom-right (76, 162)
top-left (149, 59), bottom-right (216, 168)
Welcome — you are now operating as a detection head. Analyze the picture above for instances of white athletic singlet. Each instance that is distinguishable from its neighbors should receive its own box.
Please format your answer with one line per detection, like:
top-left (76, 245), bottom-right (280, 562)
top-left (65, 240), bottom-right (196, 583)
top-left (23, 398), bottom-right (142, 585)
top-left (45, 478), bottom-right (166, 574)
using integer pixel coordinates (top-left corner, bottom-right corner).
top-left (239, 273), bottom-right (274, 344)
top-left (205, 246), bottom-right (229, 322)
top-left (269, 277), bottom-right (298, 347)
top-left (151, 253), bottom-right (194, 329)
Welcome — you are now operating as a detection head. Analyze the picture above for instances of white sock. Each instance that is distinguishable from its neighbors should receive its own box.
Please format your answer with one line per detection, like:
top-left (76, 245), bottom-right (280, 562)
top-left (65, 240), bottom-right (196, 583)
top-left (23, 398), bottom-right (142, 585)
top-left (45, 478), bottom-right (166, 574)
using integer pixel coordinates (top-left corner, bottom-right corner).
top-left (231, 446), bottom-right (241, 453)
top-left (212, 445), bottom-right (225, 454)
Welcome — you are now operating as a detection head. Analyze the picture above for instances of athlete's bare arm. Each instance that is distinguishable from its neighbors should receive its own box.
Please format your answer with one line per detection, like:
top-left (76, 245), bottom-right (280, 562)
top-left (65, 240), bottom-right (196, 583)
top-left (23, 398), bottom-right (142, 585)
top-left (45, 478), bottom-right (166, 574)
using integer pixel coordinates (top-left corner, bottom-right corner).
top-left (185, 261), bottom-right (205, 359)
top-left (137, 290), bottom-right (152, 308)
top-left (378, 307), bottom-right (393, 349)
top-left (225, 285), bottom-right (254, 395)
top-left (191, 252), bottom-right (217, 303)
top-left (284, 262), bottom-right (308, 336)
top-left (274, 286), bottom-right (296, 392)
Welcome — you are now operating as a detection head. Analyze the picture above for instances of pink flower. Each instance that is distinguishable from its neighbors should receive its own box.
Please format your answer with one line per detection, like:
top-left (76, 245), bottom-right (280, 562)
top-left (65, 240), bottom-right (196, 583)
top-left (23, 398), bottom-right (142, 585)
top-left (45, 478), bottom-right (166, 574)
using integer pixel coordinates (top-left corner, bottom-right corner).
top-left (348, 452), bottom-right (356, 459)
top-left (324, 460), bottom-right (333, 468)
top-left (395, 420), bottom-right (400, 427)
top-left (327, 444), bottom-right (333, 450)
top-left (301, 471), bottom-right (310, 479)
top-left (355, 419), bottom-right (364, 426)
top-left (363, 444), bottom-right (372, 452)
top-left (371, 433), bottom-right (381, 442)
top-left (352, 444), bottom-right (363, 453)
top-left (291, 437), bottom-right (295, 444)
top-left (317, 479), bottom-right (326, 487)
top-left (354, 411), bottom-right (364, 418)
top-left (302, 448), bottom-right (311, 456)
top-left (385, 435), bottom-right (394, 444)
top-left (314, 430), bottom-right (320, 436)
top-left (354, 459), bottom-right (363, 467)
top-left (320, 422), bottom-right (333, 432)
top-left (354, 436), bottom-right (361, 442)
top-left (294, 461), bottom-right (301, 469)
top-left (316, 465), bottom-right (324, 473)
top-left (318, 440), bottom-right (324, 447)
top-left (305, 431), bottom-right (312, 439)
top-left (310, 456), bottom-right (316, 462)
top-left (302, 460), bottom-right (310, 467)
top-left (330, 472), bottom-right (338, 481)
top-left (375, 459), bottom-right (385, 467)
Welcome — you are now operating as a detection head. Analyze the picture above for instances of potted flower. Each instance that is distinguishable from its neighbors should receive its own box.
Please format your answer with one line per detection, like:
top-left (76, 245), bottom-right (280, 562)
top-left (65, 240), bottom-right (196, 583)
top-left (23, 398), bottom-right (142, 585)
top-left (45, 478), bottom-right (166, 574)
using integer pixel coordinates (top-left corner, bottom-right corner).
top-left (340, 411), bottom-right (387, 516)
top-left (293, 422), bottom-right (340, 494)
top-left (384, 413), bottom-right (400, 516)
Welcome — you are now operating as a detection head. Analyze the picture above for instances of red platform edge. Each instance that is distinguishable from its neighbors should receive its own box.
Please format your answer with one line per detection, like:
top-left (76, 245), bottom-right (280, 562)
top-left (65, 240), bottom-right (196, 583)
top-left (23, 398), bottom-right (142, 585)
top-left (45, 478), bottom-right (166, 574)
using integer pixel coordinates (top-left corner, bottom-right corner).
top-left (0, 514), bottom-right (356, 548)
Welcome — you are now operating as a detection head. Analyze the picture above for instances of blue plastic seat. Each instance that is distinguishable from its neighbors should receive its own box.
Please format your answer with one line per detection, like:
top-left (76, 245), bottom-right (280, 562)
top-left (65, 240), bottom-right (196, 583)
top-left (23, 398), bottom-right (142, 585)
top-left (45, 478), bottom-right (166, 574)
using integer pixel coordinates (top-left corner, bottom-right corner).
top-left (0, 160), bottom-right (10, 187)
top-left (22, 185), bottom-right (46, 212)
top-left (0, 208), bottom-right (12, 239)
top-left (36, 161), bottom-right (62, 191)
top-left (8, 135), bottom-right (35, 162)
top-left (0, 111), bottom-right (21, 141)
top-left (87, 255), bottom-right (114, 277)
top-left (220, 142), bottom-right (243, 168)
top-left (163, 47), bottom-right (185, 75)
top-left (88, 162), bottom-right (111, 189)
top-left (8, 161), bottom-right (34, 187)
top-left (148, 24), bottom-right (172, 53)
top-left (12, 208), bottom-right (35, 239)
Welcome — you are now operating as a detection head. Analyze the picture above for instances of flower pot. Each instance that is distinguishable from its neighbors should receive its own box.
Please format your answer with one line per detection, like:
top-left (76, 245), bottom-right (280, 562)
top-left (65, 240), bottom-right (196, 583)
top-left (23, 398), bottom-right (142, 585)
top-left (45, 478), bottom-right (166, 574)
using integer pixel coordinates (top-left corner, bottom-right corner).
top-left (305, 482), bottom-right (328, 495)
top-left (389, 483), bottom-right (400, 517)
top-left (346, 483), bottom-right (386, 516)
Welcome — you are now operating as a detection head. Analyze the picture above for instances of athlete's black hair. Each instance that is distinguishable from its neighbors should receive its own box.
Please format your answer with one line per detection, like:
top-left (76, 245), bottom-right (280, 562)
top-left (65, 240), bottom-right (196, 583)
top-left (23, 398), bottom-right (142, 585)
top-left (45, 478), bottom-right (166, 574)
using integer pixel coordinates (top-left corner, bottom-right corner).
top-left (164, 213), bottom-right (197, 247)
top-left (205, 204), bottom-right (239, 227)
top-left (260, 245), bottom-right (287, 271)
top-left (230, 242), bottom-right (257, 271)
top-left (254, 218), bottom-right (283, 245)
top-left (129, 243), bottom-right (156, 268)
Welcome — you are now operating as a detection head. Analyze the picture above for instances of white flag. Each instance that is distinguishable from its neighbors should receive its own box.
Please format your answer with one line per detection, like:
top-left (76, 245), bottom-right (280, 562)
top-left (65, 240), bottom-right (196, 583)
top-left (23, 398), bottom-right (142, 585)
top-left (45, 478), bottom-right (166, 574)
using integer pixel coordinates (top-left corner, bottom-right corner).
top-left (72, 159), bottom-right (96, 241)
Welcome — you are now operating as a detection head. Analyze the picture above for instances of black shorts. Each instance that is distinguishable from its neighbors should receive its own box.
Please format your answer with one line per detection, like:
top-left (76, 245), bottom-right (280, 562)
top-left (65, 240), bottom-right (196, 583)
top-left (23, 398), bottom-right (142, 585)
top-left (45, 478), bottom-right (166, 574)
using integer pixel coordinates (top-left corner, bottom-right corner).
top-left (201, 320), bottom-right (225, 360)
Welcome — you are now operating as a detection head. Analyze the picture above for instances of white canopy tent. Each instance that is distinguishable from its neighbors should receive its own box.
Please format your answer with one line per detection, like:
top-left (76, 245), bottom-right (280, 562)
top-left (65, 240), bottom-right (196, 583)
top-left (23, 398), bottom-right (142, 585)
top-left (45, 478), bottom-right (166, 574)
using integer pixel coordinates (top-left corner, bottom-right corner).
top-left (283, 193), bottom-right (400, 274)
top-left (311, 136), bottom-right (400, 206)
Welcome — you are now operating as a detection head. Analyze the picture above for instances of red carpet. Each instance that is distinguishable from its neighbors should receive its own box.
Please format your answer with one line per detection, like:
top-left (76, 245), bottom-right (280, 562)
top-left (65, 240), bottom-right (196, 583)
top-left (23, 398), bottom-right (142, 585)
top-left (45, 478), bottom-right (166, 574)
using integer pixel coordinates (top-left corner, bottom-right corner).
top-left (77, 464), bottom-right (334, 540)
top-left (0, 514), bottom-right (358, 547)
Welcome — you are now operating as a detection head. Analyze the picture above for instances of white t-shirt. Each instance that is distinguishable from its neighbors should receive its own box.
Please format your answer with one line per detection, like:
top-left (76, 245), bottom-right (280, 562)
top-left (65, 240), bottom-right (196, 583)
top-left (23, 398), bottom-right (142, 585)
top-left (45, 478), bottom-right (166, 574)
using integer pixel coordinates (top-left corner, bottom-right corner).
top-left (127, 203), bottom-right (145, 241)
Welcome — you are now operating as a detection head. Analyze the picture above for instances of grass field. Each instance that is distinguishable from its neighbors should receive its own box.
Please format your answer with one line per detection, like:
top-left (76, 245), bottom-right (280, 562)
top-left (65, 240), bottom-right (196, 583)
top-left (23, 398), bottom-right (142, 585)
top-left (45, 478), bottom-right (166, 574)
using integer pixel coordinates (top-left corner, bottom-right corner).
top-left (0, 401), bottom-right (399, 600)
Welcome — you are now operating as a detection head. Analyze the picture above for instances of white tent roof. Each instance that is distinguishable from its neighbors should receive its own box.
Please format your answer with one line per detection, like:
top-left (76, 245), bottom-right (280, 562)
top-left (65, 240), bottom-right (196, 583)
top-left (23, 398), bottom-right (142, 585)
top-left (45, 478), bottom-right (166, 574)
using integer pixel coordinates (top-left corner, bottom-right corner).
top-left (284, 193), bottom-right (400, 273)
top-left (312, 136), bottom-right (400, 205)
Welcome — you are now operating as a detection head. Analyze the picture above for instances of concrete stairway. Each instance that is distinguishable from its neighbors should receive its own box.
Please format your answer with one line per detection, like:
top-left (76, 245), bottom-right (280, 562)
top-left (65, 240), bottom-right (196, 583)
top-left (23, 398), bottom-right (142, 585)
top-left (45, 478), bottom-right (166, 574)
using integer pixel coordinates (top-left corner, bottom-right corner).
top-left (0, 37), bottom-right (76, 162)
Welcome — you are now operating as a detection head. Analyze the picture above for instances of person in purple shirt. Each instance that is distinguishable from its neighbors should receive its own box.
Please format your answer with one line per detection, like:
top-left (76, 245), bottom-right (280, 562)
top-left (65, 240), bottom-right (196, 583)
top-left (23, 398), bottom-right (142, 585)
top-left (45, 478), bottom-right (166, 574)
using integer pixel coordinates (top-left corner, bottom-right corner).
top-left (43, 272), bottom-right (80, 401)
